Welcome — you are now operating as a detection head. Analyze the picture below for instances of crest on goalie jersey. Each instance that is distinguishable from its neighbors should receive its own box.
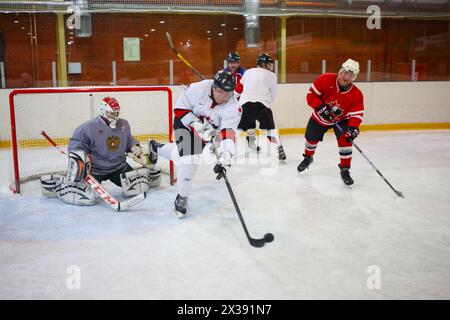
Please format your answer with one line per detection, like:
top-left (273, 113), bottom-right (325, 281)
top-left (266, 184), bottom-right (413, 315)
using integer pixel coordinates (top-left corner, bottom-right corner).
top-left (106, 135), bottom-right (120, 151)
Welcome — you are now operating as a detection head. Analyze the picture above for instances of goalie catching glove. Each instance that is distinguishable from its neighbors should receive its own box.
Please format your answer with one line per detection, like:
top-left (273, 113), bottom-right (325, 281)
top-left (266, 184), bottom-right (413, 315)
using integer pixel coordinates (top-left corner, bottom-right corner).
top-left (127, 144), bottom-right (150, 166)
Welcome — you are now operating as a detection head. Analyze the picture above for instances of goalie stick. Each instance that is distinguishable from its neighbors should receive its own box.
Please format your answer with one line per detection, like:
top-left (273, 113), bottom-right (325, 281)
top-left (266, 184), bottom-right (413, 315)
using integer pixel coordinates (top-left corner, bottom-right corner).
top-left (41, 130), bottom-right (147, 211)
top-left (165, 34), bottom-right (274, 247)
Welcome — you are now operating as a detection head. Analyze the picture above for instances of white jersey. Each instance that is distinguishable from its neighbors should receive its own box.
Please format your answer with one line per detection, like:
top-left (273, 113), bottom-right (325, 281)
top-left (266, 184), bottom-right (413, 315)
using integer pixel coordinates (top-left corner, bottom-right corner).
top-left (239, 67), bottom-right (277, 109)
top-left (175, 79), bottom-right (242, 133)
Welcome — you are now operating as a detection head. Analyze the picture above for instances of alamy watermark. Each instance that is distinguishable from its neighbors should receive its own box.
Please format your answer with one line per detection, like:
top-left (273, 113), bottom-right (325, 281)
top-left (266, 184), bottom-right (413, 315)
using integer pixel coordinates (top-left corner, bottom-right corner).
top-left (66, 265), bottom-right (81, 290)
top-left (366, 265), bottom-right (381, 290)
top-left (66, 5), bottom-right (82, 30)
top-left (173, 128), bottom-right (282, 177)
top-left (367, 5), bottom-right (381, 30)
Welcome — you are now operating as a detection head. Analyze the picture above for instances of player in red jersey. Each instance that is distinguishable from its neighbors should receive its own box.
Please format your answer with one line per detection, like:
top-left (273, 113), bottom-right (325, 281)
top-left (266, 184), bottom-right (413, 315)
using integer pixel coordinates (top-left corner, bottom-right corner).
top-left (297, 59), bottom-right (364, 185)
top-left (224, 52), bottom-right (246, 99)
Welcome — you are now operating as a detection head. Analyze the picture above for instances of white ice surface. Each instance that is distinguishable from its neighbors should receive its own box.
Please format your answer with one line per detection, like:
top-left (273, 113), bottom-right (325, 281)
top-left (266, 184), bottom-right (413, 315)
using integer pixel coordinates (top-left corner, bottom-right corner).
top-left (0, 131), bottom-right (449, 299)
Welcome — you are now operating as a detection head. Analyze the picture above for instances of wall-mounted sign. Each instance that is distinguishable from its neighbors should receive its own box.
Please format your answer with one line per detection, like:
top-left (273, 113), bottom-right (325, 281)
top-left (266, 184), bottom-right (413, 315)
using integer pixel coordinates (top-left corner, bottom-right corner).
top-left (68, 62), bottom-right (82, 74)
top-left (123, 37), bottom-right (140, 62)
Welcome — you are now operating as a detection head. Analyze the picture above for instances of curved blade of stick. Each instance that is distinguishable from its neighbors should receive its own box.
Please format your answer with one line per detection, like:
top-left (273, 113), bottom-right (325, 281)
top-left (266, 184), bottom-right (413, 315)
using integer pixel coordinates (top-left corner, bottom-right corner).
top-left (250, 238), bottom-right (266, 248)
top-left (118, 192), bottom-right (147, 211)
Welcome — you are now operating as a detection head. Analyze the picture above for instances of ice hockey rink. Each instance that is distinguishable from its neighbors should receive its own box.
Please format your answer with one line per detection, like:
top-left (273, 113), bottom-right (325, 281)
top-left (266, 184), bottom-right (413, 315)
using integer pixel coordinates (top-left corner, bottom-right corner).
top-left (1, 130), bottom-right (449, 299)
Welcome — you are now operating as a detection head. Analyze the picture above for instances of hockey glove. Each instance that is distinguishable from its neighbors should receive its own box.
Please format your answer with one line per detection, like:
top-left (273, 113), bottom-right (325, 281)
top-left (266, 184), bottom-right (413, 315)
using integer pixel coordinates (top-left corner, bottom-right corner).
top-left (331, 106), bottom-right (343, 118)
top-left (315, 104), bottom-right (335, 122)
top-left (128, 144), bottom-right (150, 166)
top-left (344, 126), bottom-right (360, 142)
top-left (214, 151), bottom-right (232, 180)
top-left (190, 121), bottom-right (216, 142)
top-left (131, 144), bottom-right (143, 156)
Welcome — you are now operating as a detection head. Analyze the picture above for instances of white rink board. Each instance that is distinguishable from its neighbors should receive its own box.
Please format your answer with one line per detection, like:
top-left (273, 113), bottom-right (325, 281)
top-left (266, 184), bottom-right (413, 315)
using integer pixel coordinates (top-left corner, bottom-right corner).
top-left (1, 81), bottom-right (450, 142)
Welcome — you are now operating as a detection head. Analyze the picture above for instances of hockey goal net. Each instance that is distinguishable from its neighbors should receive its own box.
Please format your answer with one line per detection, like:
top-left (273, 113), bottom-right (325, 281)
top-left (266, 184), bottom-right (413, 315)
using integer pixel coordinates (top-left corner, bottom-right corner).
top-left (9, 86), bottom-right (174, 194)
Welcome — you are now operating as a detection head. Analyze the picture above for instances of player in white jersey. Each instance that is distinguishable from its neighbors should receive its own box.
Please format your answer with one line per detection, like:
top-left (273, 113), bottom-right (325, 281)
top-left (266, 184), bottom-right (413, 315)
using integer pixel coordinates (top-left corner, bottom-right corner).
top-left (239, 53), bottom-right (286, 160)
top-left (148, 70), bottom-right (241, 218)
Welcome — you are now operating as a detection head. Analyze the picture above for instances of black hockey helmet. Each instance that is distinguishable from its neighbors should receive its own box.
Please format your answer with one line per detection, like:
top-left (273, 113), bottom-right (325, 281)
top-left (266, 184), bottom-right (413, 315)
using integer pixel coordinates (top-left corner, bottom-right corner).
top-left (226, 52), bottom-right (240, 63)
top-left (213, 70), bottom-right (237, 92)
top-left (256, 53), bottom-right (274, 66)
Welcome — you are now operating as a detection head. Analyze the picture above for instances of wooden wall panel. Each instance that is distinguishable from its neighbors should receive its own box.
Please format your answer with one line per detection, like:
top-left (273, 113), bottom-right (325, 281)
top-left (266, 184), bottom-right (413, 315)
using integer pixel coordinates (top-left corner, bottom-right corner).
top-left (0, 13), bottom-right (56, 88)
top-left (0, 13), bottom-right (448, 88)
top-left (286, 16), bottom-right (450, 83)
top-left (65, 13), bottom-right (279, 86)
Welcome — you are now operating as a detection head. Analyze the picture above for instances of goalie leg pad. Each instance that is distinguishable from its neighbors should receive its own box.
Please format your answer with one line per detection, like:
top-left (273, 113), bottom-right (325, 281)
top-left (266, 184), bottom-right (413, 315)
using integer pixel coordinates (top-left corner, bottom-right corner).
top-left (67, 149), bottom-right (91, 182)
top-left (40, 174), bottom-right (65, 198)
top-left (120, 167), bottom-right (162, 197)
top-left (121, 168), bottom-right (150, 197)
top-left (148, 167), bottom-right (162, 188)
top-left (56, 178), bottom-right (95, 206)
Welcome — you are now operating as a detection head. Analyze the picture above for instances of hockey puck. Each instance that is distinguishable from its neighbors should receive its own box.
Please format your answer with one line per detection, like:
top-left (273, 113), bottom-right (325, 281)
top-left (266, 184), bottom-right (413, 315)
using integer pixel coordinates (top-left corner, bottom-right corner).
top-left (264, 233), bottom-right (274, 243)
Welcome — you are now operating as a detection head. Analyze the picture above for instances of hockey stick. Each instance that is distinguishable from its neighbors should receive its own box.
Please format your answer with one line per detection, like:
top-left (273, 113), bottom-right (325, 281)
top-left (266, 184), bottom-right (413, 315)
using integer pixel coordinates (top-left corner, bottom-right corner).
top-left (334, 123), bottom-right (404, 198)
top-left (41, 131), bottom-right (147, 211)
top-left (208, 135), bottom-right (274, 247)
top-left (221, 170), bottom-right (274, 248)
top-left (164, 37), bottom-right (273, 247)
top-left (165, 32), bottom-right (205, 80)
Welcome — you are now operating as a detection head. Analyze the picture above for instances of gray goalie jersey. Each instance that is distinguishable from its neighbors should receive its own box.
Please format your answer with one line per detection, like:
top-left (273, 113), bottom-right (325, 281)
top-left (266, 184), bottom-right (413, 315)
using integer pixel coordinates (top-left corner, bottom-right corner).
top-left (68, 116), bottom-right (138, 175)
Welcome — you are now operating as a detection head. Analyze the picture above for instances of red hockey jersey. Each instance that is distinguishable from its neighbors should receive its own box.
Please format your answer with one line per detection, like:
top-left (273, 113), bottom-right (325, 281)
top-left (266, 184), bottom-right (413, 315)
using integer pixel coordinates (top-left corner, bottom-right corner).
top-left (306, 73), bottom-right (364, 128)
top-left (234, 72), bottom-right (243, 94)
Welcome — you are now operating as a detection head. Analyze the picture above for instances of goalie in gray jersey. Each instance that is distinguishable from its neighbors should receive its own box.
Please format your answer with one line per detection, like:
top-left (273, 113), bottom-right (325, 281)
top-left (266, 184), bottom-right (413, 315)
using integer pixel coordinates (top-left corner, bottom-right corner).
top-left (40, 97), bottom-right (160, 206)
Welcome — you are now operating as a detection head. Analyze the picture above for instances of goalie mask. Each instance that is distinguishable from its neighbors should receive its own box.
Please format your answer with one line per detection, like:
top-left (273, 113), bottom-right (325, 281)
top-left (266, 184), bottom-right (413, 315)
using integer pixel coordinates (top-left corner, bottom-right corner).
top-left (100, 97), bottom-right (121, 128)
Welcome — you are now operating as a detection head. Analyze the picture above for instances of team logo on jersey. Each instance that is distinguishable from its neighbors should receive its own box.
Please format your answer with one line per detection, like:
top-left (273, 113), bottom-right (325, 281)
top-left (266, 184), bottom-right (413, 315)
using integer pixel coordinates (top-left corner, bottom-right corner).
top-left (327, 100), bottom-right (341, 110)
top-left (106, 135), bottom-right (120, 151)
top-left (327, 100), bottom-right (343, 118)
top-left (120, 126), bottom-right (126, 133)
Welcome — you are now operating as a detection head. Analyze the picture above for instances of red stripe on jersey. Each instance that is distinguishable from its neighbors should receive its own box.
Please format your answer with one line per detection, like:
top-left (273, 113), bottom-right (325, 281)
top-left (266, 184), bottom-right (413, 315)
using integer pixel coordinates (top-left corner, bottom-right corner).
top-left (174, 108), bottom-right (192, 119)
top-left (220, 129), bottom-right (235, 142)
